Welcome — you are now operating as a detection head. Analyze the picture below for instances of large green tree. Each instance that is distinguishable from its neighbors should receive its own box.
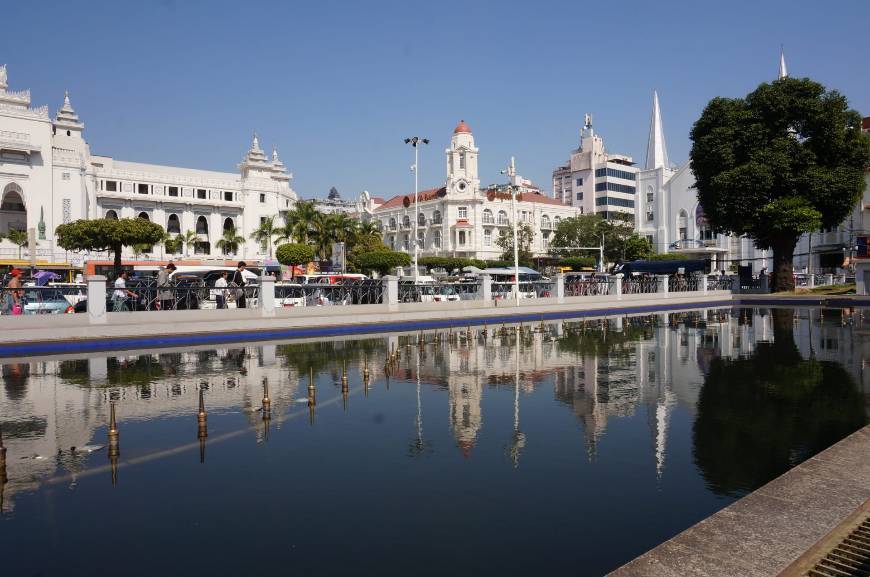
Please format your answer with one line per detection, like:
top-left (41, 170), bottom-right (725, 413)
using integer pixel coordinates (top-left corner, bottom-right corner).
top-left (495, 223), bottom-right (534, 265)
top-left (690, 77), bottom-right (870, 291)
top-left (550, 213), bottom-right (648, 265)
top-left (56, 218), bottom-right (165, 276)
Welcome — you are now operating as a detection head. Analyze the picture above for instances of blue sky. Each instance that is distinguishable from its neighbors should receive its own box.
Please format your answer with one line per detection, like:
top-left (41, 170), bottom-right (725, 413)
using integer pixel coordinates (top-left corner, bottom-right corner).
top-left (3, 0), bottom-right (868, 200)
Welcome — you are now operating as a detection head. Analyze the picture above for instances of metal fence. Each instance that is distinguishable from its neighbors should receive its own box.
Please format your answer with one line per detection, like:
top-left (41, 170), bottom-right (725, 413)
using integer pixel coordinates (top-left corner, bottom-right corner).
top-left (0, 284), bottom-right (87, 315)
top-left (622, 276), bottom-right (660, 294)
top-left (300, 280), bottom-right (384, 306)
top-left (564, 276), bottom-right (611, 297)
top-left (668, 275), bottom-right (700, 292)
top-left (491, 281), bottom-right (554, 300)
top-left (706, 276), bottom-right (733, 291)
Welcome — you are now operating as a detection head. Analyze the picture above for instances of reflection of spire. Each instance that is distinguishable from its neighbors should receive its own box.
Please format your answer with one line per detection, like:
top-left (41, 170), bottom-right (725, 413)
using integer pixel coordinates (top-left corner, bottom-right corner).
top-left (507, 326), bottom-right (525, 467)
top-left (653, 388), bottom-right (675, 480)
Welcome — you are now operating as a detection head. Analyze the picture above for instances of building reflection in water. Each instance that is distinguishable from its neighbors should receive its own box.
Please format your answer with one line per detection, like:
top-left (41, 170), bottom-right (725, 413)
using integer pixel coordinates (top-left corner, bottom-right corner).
top-left (0, 308), bottom-right (869, 510)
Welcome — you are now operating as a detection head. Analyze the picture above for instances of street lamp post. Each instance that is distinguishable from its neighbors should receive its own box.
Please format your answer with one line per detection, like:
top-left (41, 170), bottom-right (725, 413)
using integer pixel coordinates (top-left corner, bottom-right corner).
top-left (503, 157), bottom-right (520, 305)
top-left (404, 136), bottom-right (429, 282)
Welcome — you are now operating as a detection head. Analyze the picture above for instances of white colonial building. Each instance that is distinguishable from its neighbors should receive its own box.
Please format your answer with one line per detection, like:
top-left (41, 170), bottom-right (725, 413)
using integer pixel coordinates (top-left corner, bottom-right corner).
top-left (634, 90), bottom-right (770, 272)
top-left (0, 64), bottom-right (297, 262)
top-left (359, 120), bottom-right (581, 261)
top-left (552, 115), bottom-right (639, 220)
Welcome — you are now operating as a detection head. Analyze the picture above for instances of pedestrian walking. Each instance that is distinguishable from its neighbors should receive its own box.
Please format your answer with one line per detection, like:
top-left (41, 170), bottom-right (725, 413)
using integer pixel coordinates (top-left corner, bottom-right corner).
top-left (2, 269), bottom-right (23, 315)
top-left (112, 270), bottom-right (136, 312)
top-left (230, 261), bottom-right (247, 309)
top-left (157, 262), bottom-right (176, 311)
top-left (214, 271), bottom-right (228, 309)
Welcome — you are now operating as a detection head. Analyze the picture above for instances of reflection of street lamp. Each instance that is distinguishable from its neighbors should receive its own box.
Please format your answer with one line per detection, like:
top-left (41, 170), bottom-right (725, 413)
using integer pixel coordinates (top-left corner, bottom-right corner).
top-left (500, 157), bottom-right (520, 305)
top-left (404, 137), bottom-right (429, 282)
top-left (507, 325), bottom-right (525, 467)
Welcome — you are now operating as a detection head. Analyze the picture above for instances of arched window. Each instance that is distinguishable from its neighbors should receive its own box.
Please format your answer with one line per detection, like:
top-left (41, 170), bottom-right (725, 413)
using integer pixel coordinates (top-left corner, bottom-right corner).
top-left (167, 214), bottom-right (180, 233)
top-left (402, 215), bottom-right (411, 229)
top-left (1, 184), bottom-right (26, 212)
top-left (388, 217), bottom-right (397, 230)
top-left (497, 210), bottom-right (508, 225)
top-left (541, 215), bottom-right (551, 230)
top-left (482, 209), bottom-right (494, 224)
top-left (138, 211), bottom-right (150, 221)
top-left (432, 229), bottom-right (441, 249)
top-left (223, 217), bottom-right (235, 231)
top-left (105, 210), bottom-right (119, 220)
top-left (459, 151), bottom-right (466, 170)
top-left (432, 210), bottom-right (442, 224)
top-left (196, 215), bottom-right (209, 235)
top-left (417, 212), bottom-right (426, 226)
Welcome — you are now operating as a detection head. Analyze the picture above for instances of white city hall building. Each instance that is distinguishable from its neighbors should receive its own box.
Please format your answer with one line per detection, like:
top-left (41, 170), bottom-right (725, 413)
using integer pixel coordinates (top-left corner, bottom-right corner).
top-left (361, 120), bottom-right (581, 261)
top-left (0, 64), bottom-right (297, 262)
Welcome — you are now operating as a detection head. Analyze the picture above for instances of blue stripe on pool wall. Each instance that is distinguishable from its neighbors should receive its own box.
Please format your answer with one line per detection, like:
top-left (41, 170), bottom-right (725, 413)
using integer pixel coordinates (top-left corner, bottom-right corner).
top-left (0, 299), bottom-right (734, 357)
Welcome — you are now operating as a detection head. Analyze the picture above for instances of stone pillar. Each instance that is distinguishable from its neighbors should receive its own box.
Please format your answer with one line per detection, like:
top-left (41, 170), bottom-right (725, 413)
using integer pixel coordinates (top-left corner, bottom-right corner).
top-left (614, 273), bottom-right (623, 300)
top-left (384, 276), bottom-right (399, 310)
top-left (759, 272), bottom-right (769, 293)
top-left (657, 275), bottom-right (669, 299)
top-left (701, 274), bottom-right (709, 295)
top-left (555, 273), bottom-right (565, 304)
top-left (731, 275), bottom-right (741, 293)
top-left (481, 274), bottom-right (492, 303)
top-left (259, 275), bottom-right (275, 317)
top-left (808, 274), bottom-right (815, 289)
top-left (87, 275), bottom-right (107, 324)
top-left (838, 273), bottom-right (847, 285)
top-left (825, 273), bottom-right (834, 286)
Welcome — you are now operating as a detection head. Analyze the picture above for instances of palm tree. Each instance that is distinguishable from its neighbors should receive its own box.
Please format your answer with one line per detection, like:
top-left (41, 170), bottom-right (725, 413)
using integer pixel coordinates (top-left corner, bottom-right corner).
top-left (356, 220), bottom-right (381, 241)
top-left (180, 230), bottom-right (198, 257)
top-left (217, 226), bottom-right (246, 256)
top-left (283, 201), bottom-right (318, 244)
top-left (308, 212), bottom-right (333, 261)
top-left (250, 216), bottom-right (278, 257)
top-left (328, 213), bottom-right (357, 245)
top-left (7, 229), bottom-right (28, 259)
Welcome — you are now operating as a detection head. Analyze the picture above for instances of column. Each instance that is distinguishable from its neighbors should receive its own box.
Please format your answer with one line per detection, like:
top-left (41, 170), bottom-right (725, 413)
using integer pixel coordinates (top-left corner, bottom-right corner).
top-left (555, 273), bottom-right (564, 304)
top-left (87, 275), bottom-right (107, 324)
top-left (481, 274), bottom-right (492, 302)
top-left (701, 274), bottom-right (709, 295)
top-left (657, 275), bottom-right (669, 299)
top-left (614, 273), bottom-right (623, 300)
top-left (384, 275), bottom-right (399, 311)
top-left (259, 275), bottom-right (275, 317)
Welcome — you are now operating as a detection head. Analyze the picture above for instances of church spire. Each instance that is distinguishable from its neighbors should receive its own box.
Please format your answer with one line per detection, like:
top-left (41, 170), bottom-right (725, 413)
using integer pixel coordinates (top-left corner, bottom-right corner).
top-left (54, 89), bottom-right (84, 133)
top-left (644, 90), bottom-right (669, 170)
top-left (778, 46), bottom-right (788, 79)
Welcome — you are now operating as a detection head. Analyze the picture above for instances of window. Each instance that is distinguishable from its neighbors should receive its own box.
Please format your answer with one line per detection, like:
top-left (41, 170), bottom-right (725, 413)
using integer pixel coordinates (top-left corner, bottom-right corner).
top-left (197, 189), bottom-right (207, 200)
top-left (62, 172), bottom-right (70, 181)
top-left (541, 215), bottom-right (551, 230)
top-left (458, 230), bottom-right (466, 246)
top-left (432, 210), bottom-right (442, 224)
top-left (402, 234), bottom-right (410, 251)
top-left (459, 152), bottom-right (466, 170)
top-left (389, 217), bottom-right (397, 230)
top-left (402, 215), bottom-right (411, 228)
top-left (458, 206), bottom-right (468, 219)
top-left (595, 182), bottom-right (636, 194)
top-left (168, 186), bottom-right (179, 197)
top-left (167, 214), bottom-right (180, 233)
top-left (417, 230), bottom-right (425, 247)
top-left (196, 215), bottom-right (209, 235)
top-left (646, 211), bottom-right (654, 222)
top-left (138, 183), bottom-right (149, 195)
top-left (194, 241), bottom-right (210, 255)
top-left (105, 180), bottom-right (118, 192)
top-left (576, 191), bottom-right (583, 200)
top-left (417, 212), bottom-right (426, 226)
top-left (594, 167), bottom-right (636, 181)
top-left (224, 217), bottom-right (235, 231)
top-left (497, 210), bottom-right (508, 225)
top-left (388, 236), bottom-right (395, 250)
top-left (433, 230), bottom-right (442, 249)
top-left (122, 182), bottom-right (133, 193)
top-left (138, 211), bottom-right (150, 221)
top-left (646, 235), bottom-right (654, 246)
top-left (224, 191), bottom-right (233, 202)
top-left (575, 178), bottom-right (583, 186)
top-left (483, 229), bottom-right (492, 247)
top-left (105, 209), bottom-right (118, 220)
top-left (482, 209), bottom-right (494, 224)
top-left (259, 193), bottom-right (266, 203)
top-left (595, 197), bottom-right (635, 208)
top-left (647, 192), bottom-right (654, 203)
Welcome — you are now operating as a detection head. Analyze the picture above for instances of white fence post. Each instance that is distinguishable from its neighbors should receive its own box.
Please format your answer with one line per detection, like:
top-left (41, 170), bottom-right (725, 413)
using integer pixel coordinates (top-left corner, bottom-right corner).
top-left (615, 273), bottom-right (623, 301)
top-left (87, 275), bottom-right (107, 325)
top-left (384, 276), bottom-right (399, 310)
top-left (555, 273), bottom-right (565, 304)
top-left (260, 275), bottom-right (275, 317)
top-left (481, 274), bottom-right (492, 303)
top-left (701, 274), bottom-right (709, 295)
top-left (825, 273), bottom-right (834, 286)
top-left (658, 275), bottom-right (670, 299)
top-left (808, 274), bottom-right (815, 289)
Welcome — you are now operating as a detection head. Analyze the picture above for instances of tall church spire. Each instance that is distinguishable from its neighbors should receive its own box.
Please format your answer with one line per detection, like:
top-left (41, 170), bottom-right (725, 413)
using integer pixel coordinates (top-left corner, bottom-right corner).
top-left (644, 90), bottom-right (669, 170)
top-left (778, 47), bottom-right (788, 79)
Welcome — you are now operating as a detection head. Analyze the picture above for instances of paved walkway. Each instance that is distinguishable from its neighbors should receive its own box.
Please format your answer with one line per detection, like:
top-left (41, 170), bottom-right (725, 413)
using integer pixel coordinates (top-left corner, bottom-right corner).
top-left (608, 424), bottom-right (870, 577)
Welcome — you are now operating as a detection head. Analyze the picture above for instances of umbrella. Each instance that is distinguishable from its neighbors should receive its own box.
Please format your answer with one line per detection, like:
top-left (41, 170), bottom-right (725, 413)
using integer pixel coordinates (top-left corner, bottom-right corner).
top-left (34, 271), bottom-right (60, 287)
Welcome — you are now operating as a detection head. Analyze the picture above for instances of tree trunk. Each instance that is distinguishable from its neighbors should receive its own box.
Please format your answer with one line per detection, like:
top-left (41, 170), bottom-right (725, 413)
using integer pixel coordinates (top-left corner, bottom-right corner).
top-left (113, 243), bottom-right (123, 279)
top-left (771, 238), bottom-right (797, 292)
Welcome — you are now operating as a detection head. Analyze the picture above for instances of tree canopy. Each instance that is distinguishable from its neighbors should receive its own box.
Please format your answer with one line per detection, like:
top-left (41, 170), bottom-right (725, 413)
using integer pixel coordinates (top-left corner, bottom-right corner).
top-left (276, 243), bottom-right (315, 278)
top-left (550, 213), bottom-right (651, 264)
top-left (690, 76), bottom-right (870, 291)
top-left (56, 218), bottom-right (165, 276)
top-left (354, 250), bottom-right (410, 275)
top-left (495, 223), bottom-right (534, 265)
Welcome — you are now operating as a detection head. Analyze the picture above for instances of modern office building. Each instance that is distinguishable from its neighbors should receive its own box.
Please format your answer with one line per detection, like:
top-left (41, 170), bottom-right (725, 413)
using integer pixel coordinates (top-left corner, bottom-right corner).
top-left (551, 114), bottom-right (639, 220)
top-left (0, 64), bottom-right (298, 263)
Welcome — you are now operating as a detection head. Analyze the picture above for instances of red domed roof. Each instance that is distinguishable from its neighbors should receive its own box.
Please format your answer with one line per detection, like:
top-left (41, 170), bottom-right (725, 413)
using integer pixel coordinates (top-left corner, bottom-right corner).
top-left (453, 119), bottom-right (472, 134)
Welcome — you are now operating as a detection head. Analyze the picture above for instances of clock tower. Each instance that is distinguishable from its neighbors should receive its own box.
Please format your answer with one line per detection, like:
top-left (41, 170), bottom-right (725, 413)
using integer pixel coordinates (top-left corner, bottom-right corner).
top-left (445, 120), bottom-right (479, 197)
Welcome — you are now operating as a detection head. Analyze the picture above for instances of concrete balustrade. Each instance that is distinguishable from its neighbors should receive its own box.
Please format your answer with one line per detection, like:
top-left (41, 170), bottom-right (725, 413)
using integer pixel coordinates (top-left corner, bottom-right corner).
top-left (657, 274), bottom-right (670, 299)
top-left (87, 275), bottom-right (107, 325)
top-left (259, 275), bottom-right (275, 317)
top-left (555, 274), bottom-right (565, 304)
top-left (481, 274), bottom-right (492, 303)
top-left (614, 273), bottom-right (623, 300)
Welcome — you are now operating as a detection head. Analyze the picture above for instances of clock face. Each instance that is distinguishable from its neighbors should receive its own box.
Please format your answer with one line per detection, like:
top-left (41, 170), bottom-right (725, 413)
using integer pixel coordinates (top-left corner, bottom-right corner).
top-left (457, 180), bottom-right (467, 192)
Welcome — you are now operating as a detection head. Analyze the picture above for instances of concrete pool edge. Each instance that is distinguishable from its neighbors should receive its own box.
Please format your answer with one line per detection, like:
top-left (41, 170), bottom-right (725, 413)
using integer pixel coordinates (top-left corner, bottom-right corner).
top-left (606, 424), bottom-right (870, 577)
top-left (0, 293), bottom-right (734, 357)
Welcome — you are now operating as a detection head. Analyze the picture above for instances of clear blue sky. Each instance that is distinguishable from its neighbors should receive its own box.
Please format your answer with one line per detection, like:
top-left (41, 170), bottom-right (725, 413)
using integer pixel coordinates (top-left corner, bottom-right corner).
top-left (3, 0), bottom-right (868, 200)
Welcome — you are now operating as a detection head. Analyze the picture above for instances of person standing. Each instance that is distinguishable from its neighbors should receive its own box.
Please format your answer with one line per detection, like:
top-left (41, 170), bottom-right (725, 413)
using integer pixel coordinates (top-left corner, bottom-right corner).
top-left (157, 262), bottom-right (176, 311)
top-left (230, 261), bottom-right (247, 309)
top-left (2, 269), bottom-right (22, 315)
top-left (214, 271), bottom-right (229, 309)
top-left (112, 270), bottom-right (136, 312)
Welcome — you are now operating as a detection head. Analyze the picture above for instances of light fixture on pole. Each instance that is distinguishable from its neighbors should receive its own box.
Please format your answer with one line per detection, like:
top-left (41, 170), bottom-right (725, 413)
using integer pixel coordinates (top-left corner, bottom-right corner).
top-left (501, 157), bottom-right (521, 305)
top-left (404, 137), bottom-right (429, 282)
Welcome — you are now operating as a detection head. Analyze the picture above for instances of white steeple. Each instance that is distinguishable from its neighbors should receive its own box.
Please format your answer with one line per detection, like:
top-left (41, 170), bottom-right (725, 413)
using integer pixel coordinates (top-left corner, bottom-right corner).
top-left (778, 47), bottom-right (788, 79)
top-left (644, 90), bottom-right (669, 170)
top-left (54, 89), bottom-right (85, 136)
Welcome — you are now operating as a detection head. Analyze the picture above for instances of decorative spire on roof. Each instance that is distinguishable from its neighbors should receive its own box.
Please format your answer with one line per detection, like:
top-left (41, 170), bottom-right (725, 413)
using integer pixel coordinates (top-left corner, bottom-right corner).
top-left (778, 46), bottom-right (788, 79)
top-left (644, 90), bottom-right (669, 171)
top-left (271, 145), bottom-right (279, 163)
top-left (54, 89), bottom-right (84, 130)
top-left (252, 132), bottom-right (262, 153)
top-left (0, 64), bottom-right (7, 91)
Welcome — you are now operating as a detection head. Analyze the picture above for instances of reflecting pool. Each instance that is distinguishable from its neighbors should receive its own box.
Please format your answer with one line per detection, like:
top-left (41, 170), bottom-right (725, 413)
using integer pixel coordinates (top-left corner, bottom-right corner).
top-left (1, 307), bottom-right (868, 576)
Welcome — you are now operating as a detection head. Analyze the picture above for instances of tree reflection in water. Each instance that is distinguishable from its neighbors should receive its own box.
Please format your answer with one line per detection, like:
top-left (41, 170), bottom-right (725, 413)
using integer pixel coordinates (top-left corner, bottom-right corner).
top-left (693, 308), bottom-right (867, 497)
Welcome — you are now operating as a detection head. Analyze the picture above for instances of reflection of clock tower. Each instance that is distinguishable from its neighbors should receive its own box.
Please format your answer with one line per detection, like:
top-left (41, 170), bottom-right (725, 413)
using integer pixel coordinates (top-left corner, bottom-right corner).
top-left (445, 120), bottom-right (479, 198)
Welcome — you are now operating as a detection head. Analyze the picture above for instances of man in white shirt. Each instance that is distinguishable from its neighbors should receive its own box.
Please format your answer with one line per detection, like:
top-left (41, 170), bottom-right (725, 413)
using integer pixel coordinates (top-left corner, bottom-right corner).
top-left (214, 271), bottom-right (228, 309)
top-left (112, 270), bottom-right (136, 312)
